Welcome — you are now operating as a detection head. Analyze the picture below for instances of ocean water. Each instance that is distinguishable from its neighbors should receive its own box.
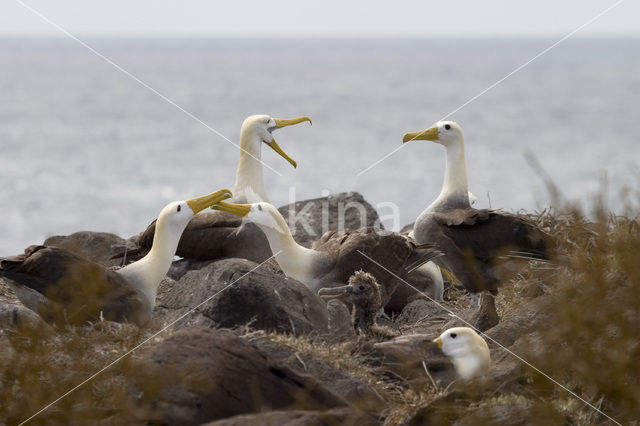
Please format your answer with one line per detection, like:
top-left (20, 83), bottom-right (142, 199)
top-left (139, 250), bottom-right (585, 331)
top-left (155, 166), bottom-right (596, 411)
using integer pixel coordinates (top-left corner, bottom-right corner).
top-left (0, 37), bottom-right (639, 256)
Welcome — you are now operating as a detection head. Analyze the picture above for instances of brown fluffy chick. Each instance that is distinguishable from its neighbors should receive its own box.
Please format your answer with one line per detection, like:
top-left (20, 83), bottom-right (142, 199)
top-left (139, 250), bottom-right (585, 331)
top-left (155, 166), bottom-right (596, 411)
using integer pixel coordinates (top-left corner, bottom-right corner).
top-left (318, 270), bottom-right (399, 339)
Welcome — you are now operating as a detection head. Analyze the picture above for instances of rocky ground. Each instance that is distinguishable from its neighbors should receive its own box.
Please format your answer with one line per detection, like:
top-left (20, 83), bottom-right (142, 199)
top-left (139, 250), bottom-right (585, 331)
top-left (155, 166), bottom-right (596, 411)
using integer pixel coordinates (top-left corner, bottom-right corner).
top-left (1, 192), bottom-right (638, 425)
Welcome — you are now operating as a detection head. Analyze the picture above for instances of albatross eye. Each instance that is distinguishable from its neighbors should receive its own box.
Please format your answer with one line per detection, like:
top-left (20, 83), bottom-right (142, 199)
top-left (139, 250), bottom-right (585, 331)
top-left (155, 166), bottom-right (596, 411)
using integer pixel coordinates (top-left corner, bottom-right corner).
top-left (257, 204), bottom-right (263, 211)
top-left (450, 332), bottom-right (457, 339)
top-left (358, 285), bottom-right (365, 290)
top-left (444, 124), bottom-right (451, 130)
top-left (177, 205), bottom-right (181, 212)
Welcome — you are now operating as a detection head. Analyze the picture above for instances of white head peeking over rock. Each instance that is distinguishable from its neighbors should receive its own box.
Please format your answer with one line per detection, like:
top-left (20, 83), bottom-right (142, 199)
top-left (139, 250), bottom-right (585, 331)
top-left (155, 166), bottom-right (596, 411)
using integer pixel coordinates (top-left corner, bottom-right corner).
top-left (434, 326), bottom-right (491, 380)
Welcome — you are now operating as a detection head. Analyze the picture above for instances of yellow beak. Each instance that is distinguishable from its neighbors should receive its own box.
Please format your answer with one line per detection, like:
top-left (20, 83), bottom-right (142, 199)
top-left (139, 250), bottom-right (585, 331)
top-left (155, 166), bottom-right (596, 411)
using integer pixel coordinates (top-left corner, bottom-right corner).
top-left (212, 201), bottom-right (252, 217)
top-left (266, 116), bottom-right (312, 169)
top-left (434, 337), bottom-right (442, 348)
top-left (265, 139), bottom-right (297, 168)
top-left (186, 189), bottom-right (232, 215)
top-left (274, 116), bottom-right (312, 128)
top-left (402, 125), bottom-right (439, 143)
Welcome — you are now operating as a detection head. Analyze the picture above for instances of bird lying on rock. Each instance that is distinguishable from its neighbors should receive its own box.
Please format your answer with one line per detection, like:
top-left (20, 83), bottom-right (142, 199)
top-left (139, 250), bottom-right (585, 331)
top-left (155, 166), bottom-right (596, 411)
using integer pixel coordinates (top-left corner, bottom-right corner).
top-left (136, 115), bottom-right (311, 262)
top-left (0, 189), bottom-right (231, 326)
top-left (434, 326), bottom-right (491, 380)
top-left (403, 121), bottom-right (553, 330)
top-left (372, 326), bottom-right (490, 389)
top-left (213, 201), bottom-right (443, 309)
top-left (318, 270), bottom-right (399, 339)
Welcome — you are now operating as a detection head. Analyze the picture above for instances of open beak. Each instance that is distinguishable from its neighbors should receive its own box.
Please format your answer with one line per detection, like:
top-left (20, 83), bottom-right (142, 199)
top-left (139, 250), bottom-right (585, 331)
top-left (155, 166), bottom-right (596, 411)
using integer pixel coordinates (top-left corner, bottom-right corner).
top-left (265, 139), bottom-right (297, 168)
top-left (433, 337), bottom-right (443, 348)
top-left (265, 116), bottom-right (312, 169)
top-left (212, 201), bottom-right (252, 217)
top-left (402, 125), bottom-right (439, 143)
top-left (186, 189), bottom-right (232, 214)
top-left (317, 285), bottom-right (353, 301)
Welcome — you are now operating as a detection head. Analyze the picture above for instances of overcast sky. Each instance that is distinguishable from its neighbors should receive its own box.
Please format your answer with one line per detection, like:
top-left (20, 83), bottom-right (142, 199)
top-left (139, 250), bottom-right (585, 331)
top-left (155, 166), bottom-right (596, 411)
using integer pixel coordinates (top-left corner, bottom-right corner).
top-left (1, 0), bottom-right (639, 37)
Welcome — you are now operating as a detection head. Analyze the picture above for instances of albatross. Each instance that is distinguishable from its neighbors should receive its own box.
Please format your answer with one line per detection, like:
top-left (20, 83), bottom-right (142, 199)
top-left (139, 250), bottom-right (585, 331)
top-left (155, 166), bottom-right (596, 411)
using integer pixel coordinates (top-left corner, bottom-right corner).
top-left (136, 115), bottom-right (311, 262)
top-left (0, 189), bottom-right (231, 326)
top-left (402, 121), bottom-right (552, 329)
top-left (318, 270), bottom-right (399, 338)
top-left (213, 201), bottom-right (443, 308)
top-left (434, 327), bottom-right (491, 380)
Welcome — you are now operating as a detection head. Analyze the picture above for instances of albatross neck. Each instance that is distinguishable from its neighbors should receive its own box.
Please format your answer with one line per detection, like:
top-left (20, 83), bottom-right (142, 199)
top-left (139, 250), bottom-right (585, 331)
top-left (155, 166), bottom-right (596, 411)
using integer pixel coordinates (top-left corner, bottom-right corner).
top-left (255, 213), bottom-right (317, 282)
top-left (118, 218), bottom-right (183, 305)
top-left (233, 130), bottom-right (268, 203)
top-left (429, 140), bottom-right (470, 211)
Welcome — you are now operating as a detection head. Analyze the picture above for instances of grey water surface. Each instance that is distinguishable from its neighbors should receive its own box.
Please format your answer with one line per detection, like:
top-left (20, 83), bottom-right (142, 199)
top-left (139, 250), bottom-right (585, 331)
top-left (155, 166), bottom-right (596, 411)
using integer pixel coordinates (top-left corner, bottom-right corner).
top-left (1, 37), bottom-right (639, 256)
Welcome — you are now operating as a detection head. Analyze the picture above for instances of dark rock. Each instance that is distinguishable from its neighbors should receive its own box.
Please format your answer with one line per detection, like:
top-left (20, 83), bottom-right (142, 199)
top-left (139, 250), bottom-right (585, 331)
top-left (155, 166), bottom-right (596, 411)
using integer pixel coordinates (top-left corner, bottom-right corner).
top-left (484, 295), bottom-right (553, 348)
top-left (325, 299), bottom-right (356, 342)
top-left (395, 299), bottom-right (450, 328)
top-left (167, 258), bottom-right (216, 281)
top-left (278, 192), bottom-right (382, 248)
top-left (43, 231), bottom-right (138, 267)
top-left (201, 408), bottom-right (378, 426)
top-left (372, 334), bottom-right (457, 389)
top-left (157, 258), bottom-right (328, 335)
top-left (443, 294), bottom-right (499, 332)
top-left (140, 328), bottom-right (348, 426)
top-left (251, 337), bottom-right (384, 413)
top-left (138, 213), bottom-right (272, 263)
top-left (152, 276), bottom-right (218, 328)
top-left (0, 296), bottom-right (46, 331)
top-left (385, 266), bottom-right (443, 314)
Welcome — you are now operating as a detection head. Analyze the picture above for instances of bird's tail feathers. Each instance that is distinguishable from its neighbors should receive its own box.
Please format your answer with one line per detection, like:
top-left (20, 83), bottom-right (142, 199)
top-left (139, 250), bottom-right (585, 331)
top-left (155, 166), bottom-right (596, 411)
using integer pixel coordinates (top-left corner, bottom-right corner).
top-left (405, 246), bottom-right (444, 274)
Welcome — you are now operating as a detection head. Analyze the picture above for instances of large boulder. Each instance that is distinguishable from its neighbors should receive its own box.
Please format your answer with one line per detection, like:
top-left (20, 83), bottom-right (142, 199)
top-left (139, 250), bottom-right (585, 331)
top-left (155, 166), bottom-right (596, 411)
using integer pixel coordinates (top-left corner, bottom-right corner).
top-left (201, 408), bottom-right (378, 426)
top-left (139, 328), bottom-right (348, 426)
top-left (0, 279), bottom-right (48, 331)
top-left (372, 334), bottom-right (457, 389)
top-left (0, 298), bottom-right (45, 331)
top-left (156, 258), bottom-right (328, 335)
top-left (251, 337), bottom-right (384, 413)
top-left (278, 192), bottom-right (382, 248)
top-left (43, 231), bottom-right (138, 267)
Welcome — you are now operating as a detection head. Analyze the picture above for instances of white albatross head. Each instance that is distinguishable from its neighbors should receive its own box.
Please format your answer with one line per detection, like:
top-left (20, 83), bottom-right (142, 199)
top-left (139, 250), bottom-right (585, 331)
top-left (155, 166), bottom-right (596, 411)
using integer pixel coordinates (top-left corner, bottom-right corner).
top-left (212, 200), bottom-right (289, 235)
top-left (239, 114), bottom-right (312, 168)
top-left (402, 120), bottom-right (464, 147)
top-left (145, 188), bottom-right (233, 256)
top-left (434, 326), bottom-right (491, 380)
top-left (118, 188), bottom-right (232, 310)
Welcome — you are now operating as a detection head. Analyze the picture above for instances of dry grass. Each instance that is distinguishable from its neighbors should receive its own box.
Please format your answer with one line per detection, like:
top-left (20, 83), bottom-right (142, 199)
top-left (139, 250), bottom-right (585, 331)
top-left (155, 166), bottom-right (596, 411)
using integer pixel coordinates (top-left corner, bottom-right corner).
top-left (0, 316), bottom-right (185, 425)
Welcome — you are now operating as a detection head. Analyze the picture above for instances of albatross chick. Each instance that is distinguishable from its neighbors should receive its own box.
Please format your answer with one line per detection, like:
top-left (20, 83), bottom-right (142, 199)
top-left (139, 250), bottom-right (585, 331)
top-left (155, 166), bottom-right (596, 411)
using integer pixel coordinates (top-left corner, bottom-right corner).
top-left (318, 270), bottom-right (398, 338)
